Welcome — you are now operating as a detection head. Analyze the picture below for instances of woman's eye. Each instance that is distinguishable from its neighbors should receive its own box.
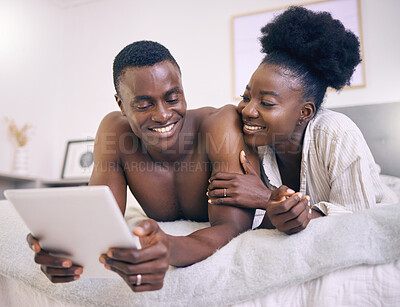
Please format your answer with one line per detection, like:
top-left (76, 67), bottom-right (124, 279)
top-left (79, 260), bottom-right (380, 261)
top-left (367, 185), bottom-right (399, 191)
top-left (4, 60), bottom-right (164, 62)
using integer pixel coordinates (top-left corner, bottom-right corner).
top-left (240, 95), bottom-right (250, 102)
top-left (261, 101), bottom-right (275, 107)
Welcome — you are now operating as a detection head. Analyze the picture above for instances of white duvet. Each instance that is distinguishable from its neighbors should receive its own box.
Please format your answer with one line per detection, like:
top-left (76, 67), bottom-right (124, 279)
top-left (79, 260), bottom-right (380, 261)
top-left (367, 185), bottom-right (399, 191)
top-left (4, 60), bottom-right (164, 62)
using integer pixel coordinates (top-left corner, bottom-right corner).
top-left (1, 201), bottom-right (400, 306)
top-left (236, 260), bottom-right (400, 306)
top-left (1, 174), bottom-right (400, 306)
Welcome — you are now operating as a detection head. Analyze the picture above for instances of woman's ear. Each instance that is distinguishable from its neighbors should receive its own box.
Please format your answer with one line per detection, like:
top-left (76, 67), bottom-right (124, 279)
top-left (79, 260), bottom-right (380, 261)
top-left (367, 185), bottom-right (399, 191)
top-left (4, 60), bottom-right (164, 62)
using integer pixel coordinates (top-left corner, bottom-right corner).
top-left (300, 102), bottom-right (315, 122)
top-left (297, 102), bottom-right (315, 127)
top-left (115, 94), bottom-right (126, 116)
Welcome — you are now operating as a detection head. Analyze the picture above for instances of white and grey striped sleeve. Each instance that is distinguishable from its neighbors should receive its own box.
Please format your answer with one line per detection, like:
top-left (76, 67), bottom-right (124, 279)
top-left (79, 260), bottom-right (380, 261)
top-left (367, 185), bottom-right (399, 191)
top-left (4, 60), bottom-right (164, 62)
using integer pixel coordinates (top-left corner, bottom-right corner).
top-left (311, 128), bottom-right (393, 216)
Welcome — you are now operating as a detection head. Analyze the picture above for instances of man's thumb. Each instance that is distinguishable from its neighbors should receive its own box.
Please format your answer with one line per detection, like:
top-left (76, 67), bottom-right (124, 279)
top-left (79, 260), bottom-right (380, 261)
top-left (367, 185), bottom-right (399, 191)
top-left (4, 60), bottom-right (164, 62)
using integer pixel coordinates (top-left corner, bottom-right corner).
top-left (133, 219), bottom-right (157, 236)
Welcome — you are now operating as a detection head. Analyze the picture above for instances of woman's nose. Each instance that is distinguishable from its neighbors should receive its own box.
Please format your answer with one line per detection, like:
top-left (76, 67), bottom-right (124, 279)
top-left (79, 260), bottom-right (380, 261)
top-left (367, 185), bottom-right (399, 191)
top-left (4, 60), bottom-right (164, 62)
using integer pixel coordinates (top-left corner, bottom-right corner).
top-left (240, 101), bottom-right (259, 119)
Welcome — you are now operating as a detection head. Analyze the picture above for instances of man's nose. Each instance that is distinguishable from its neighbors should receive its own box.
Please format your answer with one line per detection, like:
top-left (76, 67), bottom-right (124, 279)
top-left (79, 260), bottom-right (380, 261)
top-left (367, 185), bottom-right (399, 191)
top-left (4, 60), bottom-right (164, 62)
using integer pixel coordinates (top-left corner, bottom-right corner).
top-left (151, 103), bottom-right (172, 123)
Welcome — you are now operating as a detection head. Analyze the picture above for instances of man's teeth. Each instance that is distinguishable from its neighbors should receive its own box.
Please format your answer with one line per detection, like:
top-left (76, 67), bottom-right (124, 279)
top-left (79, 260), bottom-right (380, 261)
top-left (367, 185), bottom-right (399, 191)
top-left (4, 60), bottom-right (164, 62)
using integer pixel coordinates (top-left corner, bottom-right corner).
top-left (152, 124), bottom-right (174, 133)
top-left (244, 124), bottom-right (264, 131)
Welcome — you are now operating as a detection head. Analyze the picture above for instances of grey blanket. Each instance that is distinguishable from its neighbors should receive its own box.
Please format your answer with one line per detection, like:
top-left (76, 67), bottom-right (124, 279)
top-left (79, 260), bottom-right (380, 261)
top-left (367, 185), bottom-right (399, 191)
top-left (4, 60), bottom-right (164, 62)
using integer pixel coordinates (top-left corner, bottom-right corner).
top-left (0, 200), bottom-right (399, 307)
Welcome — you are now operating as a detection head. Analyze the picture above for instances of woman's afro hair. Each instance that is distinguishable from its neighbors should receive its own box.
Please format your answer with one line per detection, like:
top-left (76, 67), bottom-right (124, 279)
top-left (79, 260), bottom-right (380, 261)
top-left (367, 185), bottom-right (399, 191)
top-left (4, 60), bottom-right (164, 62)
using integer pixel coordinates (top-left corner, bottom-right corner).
top-left (260, 6), bottom-right (361, 90)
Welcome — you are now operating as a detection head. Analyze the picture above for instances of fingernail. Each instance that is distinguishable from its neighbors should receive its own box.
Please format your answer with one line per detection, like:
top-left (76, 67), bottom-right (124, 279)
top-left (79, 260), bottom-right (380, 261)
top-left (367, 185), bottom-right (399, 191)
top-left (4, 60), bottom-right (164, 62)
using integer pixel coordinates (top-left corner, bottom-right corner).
top-left (306, 195), bottom-right (310, 200)
top-left (206, 191), bottom-right (209, 197)
top-left (75, 268), bottom-right (83, 275)
top-left (287, 189), bottom-right (295, 194)
top-left (297, 192), bottom-right (303, 198)
top-left (74, 275), bottom-right (80, 280)
top-left (104, 264), bottom-right (111, 270)
top-left (62, 260), bottom-right (71, 268)
top-left (107, 250), bottom-right (112, 257)
top-left (208, 199), bottom-right (212, 204)
top-left (241, 150), bottom-right (245, 157)
top-left (30, 243), bottom-right (40, 253)
top-left (309, 208), bottom-right (312, 214)
top-left (99, 256), bottom-right (105, 264)
top-left (208, 179), bottom-right (210, 183)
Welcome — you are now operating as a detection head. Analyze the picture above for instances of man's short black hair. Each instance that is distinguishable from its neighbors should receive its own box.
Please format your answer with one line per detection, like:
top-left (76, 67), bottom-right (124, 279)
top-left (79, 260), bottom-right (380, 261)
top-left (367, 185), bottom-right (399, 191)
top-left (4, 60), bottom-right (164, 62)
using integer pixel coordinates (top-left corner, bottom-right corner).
top-left (113, 40), bottom-right (181, 93)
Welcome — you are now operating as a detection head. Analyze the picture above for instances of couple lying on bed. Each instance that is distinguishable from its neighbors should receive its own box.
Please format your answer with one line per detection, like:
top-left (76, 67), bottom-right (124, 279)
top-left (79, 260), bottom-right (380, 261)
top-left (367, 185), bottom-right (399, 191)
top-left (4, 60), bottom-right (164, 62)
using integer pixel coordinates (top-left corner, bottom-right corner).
top-left (27, 7), bottom-right (397, 292)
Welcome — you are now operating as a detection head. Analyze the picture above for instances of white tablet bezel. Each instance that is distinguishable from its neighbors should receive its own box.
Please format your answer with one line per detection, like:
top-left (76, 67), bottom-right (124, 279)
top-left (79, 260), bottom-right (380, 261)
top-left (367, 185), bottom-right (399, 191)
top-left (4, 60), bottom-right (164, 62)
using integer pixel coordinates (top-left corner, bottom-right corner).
top-left (4, 185), bottom-right (141, 278)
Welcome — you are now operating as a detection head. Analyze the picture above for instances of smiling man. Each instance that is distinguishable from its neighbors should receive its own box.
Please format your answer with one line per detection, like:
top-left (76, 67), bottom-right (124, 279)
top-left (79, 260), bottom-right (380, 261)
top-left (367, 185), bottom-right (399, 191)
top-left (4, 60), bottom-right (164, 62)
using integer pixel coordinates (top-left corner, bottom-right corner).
top-left (28, 41), bottom-right (259, 292)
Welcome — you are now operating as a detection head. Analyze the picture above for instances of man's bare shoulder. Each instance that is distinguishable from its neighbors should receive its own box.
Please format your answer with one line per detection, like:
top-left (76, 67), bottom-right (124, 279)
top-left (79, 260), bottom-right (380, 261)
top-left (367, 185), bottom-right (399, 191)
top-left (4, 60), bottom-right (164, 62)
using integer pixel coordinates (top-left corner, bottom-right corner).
top-left (201, 104), bottom-right (241, 133)
top-left (98, 111), bottom-right (133, 135)
top-left (95, 111), bottom-right (140, 158)
top-left (186, 106), bottom-right (217, 121)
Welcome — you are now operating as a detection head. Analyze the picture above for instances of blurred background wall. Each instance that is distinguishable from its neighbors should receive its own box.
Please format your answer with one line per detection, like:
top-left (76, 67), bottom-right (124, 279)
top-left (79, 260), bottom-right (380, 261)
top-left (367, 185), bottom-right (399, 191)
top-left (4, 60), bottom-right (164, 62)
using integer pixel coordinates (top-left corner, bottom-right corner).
top-left (1, 0), bottom-right (399, 179)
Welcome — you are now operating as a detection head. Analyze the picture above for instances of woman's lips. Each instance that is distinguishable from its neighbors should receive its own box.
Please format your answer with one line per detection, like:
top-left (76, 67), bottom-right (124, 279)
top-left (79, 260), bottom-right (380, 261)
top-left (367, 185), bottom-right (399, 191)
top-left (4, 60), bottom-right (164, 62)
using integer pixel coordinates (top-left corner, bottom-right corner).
top-left (243, 123), bottom-right (266, 134)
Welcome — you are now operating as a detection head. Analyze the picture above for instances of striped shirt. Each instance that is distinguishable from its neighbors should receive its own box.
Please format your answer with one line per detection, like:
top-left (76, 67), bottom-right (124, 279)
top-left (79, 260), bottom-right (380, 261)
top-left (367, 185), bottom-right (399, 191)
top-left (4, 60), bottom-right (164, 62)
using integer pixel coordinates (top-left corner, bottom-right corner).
top-left (253, 109), bottom-right (398, 228)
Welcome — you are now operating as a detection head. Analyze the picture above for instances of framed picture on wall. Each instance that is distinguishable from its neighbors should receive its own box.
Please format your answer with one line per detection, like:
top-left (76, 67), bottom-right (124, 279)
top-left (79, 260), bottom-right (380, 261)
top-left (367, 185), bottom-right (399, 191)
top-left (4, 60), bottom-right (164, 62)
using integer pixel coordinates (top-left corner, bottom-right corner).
top-left (231, 0), bottom-right (365, 99)
top-left (61, 139), bottom-right (95, 179)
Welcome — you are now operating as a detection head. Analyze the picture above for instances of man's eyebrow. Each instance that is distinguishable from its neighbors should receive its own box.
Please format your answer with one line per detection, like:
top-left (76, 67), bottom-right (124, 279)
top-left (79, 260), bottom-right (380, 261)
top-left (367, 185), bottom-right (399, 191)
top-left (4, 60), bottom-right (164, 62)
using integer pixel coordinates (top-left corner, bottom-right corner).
top-left (260, 90), bottom-right (280, 97)
top-left (133, 95), bottom-right (152, 102)
top-left (165, 87), bottom-right (180, 96)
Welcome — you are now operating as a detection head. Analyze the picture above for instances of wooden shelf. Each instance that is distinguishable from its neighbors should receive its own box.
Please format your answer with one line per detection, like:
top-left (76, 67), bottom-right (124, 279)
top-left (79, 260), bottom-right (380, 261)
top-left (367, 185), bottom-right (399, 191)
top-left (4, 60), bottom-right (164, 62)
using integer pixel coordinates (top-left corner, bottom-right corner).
top-left (41, 179), bottom-right (89, 187)
top-left (0, 172), bottom-right (41, 183)
top-left (0, 172), bottom-right (89, 199)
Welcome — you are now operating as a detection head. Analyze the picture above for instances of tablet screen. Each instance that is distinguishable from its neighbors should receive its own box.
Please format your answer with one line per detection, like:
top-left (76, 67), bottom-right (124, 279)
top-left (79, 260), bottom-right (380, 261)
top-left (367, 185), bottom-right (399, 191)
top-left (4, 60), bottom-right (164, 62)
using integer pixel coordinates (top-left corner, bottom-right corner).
top-left (5, 185), bottom-right (141, 278)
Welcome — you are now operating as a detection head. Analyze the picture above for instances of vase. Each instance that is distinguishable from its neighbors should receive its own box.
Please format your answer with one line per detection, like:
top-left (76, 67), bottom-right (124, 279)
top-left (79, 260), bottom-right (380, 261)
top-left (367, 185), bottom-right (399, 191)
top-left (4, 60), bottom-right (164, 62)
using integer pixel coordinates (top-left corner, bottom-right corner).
top-left (13, 146), bottom-right (28, 175)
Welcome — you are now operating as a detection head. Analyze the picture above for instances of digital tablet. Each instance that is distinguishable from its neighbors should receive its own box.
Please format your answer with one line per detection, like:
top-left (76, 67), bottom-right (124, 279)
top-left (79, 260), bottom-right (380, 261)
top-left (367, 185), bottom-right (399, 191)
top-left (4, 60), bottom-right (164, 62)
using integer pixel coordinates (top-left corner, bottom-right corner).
top-left (4, 185), bottom-right (141, 278)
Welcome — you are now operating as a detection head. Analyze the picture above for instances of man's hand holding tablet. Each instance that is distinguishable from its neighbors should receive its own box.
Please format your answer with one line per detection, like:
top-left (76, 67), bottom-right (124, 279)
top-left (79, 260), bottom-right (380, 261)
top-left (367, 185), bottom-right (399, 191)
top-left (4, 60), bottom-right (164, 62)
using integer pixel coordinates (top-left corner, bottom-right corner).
top-left (5, 186), bottom-right (170, 290)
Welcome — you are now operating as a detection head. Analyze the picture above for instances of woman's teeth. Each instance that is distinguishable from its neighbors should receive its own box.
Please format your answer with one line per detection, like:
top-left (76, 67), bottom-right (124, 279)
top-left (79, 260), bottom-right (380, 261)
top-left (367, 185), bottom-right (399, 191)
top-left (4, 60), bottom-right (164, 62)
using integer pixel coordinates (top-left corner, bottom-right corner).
top-left (244, 124), bottom-right (264, 131)
top-left (152, 123), bottom-right (174, 133)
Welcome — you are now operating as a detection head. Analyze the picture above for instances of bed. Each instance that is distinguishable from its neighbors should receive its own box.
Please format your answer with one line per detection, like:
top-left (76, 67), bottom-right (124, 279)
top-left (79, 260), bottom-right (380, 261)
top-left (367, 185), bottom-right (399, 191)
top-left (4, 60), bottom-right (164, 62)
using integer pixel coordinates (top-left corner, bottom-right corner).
top-left (1, 103), bottom-right (400, 306)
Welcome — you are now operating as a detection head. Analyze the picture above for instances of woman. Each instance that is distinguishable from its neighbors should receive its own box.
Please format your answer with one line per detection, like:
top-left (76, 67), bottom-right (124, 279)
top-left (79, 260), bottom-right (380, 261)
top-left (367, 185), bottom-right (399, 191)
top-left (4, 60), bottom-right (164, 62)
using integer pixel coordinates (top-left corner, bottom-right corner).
top-left (207, 6), bottom-right (398, 234)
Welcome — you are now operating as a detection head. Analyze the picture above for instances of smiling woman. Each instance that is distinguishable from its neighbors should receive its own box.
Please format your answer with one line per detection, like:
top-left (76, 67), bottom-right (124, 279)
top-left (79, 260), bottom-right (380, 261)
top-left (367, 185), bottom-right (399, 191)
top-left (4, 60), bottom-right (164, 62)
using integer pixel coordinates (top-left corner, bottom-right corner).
top-left (238, 64), bottom-right (308, 150)
top-left (208, 6), bottom-right (398, 234)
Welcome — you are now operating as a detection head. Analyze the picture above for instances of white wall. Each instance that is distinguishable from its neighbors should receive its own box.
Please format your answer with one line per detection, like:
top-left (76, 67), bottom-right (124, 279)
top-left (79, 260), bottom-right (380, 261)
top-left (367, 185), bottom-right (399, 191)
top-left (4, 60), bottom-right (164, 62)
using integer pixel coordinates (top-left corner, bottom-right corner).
top-left (1, 0), bottom-right (399, 179)
top-left (324, 0), bottom-right (400, 107)
top-left (0, 0), bottom-right (64, 178)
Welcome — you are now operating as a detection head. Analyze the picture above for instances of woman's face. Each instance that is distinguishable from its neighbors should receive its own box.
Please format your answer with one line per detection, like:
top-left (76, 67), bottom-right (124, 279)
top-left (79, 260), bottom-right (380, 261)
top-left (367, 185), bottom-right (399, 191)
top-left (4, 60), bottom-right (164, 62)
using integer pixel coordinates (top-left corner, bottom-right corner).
top-left (237, 63), bottom-right (314, 150)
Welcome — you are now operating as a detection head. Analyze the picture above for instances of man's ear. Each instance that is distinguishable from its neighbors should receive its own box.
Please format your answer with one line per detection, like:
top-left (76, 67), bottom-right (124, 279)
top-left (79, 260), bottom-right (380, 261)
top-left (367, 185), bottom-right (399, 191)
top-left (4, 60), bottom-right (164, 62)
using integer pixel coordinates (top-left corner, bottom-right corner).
top-left (115, 94), bottom-right (126, 116)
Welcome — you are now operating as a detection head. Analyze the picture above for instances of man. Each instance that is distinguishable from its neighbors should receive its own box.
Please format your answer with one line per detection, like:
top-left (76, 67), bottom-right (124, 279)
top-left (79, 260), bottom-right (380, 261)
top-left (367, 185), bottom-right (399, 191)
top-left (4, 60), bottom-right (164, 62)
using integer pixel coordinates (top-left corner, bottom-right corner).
top-left (28, 41), bottom-right (259, 292)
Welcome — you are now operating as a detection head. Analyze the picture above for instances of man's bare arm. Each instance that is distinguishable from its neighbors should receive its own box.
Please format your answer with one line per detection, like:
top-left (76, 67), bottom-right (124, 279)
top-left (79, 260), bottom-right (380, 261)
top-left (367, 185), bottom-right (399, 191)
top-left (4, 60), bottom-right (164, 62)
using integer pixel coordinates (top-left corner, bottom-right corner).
top-left (167, 105), bottom-right (259, 266)
top-left (89, 112), bottom-right (128, 213)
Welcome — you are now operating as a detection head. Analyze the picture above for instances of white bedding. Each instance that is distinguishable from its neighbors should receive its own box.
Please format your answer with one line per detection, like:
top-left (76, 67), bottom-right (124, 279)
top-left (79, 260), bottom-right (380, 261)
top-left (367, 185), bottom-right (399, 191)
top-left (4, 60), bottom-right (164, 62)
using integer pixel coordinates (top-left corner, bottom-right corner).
top-left (1, 176), bottom-right (400, 307)
top-left (236, 260), bottom-right (400, 307)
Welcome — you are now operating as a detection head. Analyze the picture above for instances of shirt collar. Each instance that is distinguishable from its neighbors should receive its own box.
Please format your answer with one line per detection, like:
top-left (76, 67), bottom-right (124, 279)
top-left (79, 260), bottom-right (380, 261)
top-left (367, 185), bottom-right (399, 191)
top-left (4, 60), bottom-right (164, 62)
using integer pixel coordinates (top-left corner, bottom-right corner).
top-left (257, 117), bottom-right (315, 192)
top-left (258, 145), bottom-right (282, 189)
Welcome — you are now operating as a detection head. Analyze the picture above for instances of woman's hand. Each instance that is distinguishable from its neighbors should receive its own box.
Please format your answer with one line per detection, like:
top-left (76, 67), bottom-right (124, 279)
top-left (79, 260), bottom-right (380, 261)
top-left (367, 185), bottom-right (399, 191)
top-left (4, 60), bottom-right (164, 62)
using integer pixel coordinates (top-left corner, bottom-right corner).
top-left (261, 185), bottom-right (312, 235)
top-left (99, 219), bottom-right (170, 292)
top-left (26, 233), bottom-right (83, 283)
top-left (207, 151), bottom-right (272, 209)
